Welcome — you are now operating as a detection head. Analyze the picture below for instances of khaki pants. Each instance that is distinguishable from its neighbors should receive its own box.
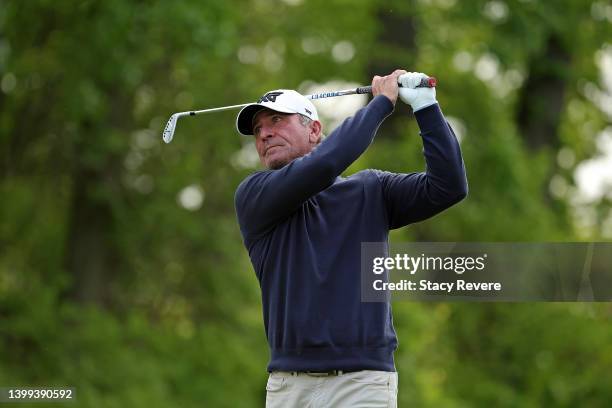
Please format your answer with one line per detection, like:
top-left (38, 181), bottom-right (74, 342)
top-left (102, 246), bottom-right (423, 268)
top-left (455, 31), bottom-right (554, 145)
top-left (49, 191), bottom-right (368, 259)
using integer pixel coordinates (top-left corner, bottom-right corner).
top-left (265, 370), bottom-right (398, 408)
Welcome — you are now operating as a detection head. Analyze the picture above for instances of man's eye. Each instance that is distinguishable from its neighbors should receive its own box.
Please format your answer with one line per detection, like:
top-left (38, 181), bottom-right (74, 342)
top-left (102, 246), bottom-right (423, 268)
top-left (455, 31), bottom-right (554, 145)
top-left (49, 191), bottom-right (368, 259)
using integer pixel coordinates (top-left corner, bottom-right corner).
top-left (272, 115), bottom-right (282, 122)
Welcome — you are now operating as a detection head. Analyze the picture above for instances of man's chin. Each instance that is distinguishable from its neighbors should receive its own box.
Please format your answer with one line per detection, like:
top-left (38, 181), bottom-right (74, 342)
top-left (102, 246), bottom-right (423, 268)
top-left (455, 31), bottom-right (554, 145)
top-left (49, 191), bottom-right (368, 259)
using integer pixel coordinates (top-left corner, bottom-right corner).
top-left (263, 150), bottom-right (305, 170)
top-left (267, 159), bottom-right (289, 170)
top-left (265, 154), bottom-right (292, 170)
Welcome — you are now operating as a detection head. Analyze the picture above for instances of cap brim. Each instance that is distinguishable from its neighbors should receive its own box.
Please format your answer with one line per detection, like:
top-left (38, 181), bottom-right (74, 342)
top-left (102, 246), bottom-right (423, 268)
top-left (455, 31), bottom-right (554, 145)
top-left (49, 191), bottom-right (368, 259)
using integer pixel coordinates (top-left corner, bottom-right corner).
top-left (235, 103), bottom-right (298, 135)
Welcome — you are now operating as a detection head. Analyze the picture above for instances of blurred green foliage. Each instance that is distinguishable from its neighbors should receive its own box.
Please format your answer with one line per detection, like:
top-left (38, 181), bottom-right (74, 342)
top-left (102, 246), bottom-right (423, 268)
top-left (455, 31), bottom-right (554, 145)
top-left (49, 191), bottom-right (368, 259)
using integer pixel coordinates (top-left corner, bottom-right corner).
top-left (1, 0), bottom-right (611, 406)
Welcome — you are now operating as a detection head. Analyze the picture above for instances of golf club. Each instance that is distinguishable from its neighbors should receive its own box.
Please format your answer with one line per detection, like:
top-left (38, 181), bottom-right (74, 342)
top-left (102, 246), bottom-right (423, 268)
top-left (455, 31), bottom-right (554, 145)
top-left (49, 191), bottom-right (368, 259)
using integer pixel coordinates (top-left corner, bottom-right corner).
top-left (162, 76), bottom-right (436, 143)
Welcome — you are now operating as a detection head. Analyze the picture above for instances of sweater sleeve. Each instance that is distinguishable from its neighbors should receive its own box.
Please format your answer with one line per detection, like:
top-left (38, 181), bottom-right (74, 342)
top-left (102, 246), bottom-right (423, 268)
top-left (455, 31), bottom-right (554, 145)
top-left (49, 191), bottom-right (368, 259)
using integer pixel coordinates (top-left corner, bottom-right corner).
top-left (235, 95), bottom-right (394, 240)
top-left (375, 103), bottom-right (468, 229)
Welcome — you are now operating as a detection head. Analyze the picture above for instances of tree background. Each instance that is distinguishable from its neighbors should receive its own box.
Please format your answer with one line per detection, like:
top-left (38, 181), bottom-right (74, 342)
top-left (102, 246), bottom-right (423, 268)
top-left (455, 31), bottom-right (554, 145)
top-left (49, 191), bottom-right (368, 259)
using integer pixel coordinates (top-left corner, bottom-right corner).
top-left (1, 0), bottom-right (611, 406)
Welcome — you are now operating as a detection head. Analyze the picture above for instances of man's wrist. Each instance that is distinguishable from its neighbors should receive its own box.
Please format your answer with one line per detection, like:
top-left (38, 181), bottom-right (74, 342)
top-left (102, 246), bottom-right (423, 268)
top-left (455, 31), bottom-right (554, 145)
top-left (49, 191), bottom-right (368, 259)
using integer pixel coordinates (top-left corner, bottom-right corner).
top-left (412, 100), bottom-right (438, 112)
top-left (372, 94), bottom-right (395, 115)
top-left (414, 103), bottom-right (443, 131)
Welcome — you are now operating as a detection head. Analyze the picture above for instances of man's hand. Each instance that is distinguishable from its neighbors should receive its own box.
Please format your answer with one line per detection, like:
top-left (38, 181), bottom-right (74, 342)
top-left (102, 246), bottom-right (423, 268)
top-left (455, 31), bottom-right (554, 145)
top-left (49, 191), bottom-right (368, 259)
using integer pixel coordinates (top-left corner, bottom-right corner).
top-left (372, 70), bottom-right (407, 106)
top-left (398, 72), bottom-right (437, 111)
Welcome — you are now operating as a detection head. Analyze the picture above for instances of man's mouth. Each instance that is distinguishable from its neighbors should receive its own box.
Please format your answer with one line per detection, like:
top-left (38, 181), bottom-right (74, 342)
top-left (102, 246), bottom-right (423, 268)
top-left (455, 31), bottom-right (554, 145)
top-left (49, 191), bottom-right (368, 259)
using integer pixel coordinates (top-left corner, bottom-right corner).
top-left (265, 145), bottom-right (283, 155)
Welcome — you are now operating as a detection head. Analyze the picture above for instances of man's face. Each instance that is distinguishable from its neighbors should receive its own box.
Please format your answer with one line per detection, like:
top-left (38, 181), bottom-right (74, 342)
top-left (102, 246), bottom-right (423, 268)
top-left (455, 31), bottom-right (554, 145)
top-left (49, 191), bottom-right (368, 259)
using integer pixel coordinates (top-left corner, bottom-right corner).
top-left (253, 109), bottom-right (321, 170)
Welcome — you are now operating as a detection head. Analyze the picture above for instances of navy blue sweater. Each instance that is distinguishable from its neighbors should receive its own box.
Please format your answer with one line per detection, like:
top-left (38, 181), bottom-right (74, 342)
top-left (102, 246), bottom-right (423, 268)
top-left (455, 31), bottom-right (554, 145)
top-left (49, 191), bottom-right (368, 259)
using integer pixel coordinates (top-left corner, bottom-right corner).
top-left (234, 96), bottom-right (467, 372)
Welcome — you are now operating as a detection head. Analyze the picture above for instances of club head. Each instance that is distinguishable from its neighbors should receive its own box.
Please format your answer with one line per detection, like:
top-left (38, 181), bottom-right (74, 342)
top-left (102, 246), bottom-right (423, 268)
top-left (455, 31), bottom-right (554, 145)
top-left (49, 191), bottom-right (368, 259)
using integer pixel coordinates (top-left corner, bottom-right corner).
top-left (162, 114), bottom-right (178, 143)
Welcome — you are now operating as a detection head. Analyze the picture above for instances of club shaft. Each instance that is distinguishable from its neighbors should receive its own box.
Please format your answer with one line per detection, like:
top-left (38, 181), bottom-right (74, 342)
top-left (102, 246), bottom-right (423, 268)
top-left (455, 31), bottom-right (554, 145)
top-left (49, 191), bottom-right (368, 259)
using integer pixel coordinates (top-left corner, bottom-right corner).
top-left (308, 77), bottom-right (436, 100)
top-left (162, 76), bottom-right (437, 143)
top-left (180, 103), bottom-right (251, 117)
top-left (179, 76), bottom-right (437, 117)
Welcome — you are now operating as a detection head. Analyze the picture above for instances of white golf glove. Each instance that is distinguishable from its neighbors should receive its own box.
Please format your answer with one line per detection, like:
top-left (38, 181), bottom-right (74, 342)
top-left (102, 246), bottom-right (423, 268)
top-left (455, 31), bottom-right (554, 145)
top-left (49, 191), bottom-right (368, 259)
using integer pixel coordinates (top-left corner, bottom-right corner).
top-left (398, 72), bottom-right (437, 111)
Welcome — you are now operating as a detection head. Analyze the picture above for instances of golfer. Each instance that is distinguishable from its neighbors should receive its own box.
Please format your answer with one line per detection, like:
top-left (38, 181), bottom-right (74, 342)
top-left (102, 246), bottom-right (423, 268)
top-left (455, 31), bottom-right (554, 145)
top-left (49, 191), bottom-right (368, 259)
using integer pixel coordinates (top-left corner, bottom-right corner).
top-left (234, 70), bottom-right (467, 407)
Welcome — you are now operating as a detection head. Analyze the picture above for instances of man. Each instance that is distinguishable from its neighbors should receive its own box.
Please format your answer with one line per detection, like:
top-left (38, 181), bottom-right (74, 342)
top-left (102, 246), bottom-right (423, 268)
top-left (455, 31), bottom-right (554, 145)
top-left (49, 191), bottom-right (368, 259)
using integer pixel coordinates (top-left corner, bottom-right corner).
top-left (234, 70), bottom-right (467, 407)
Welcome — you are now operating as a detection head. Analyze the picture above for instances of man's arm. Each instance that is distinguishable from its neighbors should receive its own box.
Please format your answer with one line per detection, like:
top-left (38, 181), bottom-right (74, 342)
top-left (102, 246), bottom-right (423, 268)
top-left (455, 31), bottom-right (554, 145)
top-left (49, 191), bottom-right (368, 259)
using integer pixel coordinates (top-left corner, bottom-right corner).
top-left (235, 95), bottom-right (394, 240)
top-left (377, 72), bottom-right (468, 229)
top-left (376, 104), bottom-right (468, 229)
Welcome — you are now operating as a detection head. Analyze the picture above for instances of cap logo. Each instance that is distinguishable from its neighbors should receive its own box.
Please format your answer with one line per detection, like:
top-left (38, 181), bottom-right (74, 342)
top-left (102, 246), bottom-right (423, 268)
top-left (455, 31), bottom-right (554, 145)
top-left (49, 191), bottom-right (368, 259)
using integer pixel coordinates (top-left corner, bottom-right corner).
top-left (304, 108), bottom-right (312, 115)
top-left (258, 91), bottom-right (283, 103)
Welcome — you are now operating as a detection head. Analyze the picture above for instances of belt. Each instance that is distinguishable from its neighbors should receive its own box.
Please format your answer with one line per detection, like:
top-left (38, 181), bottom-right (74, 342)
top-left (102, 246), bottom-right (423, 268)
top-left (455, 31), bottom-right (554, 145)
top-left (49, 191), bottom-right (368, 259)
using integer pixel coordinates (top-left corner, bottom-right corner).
top-left (289, 370), bottom-right (360, 377)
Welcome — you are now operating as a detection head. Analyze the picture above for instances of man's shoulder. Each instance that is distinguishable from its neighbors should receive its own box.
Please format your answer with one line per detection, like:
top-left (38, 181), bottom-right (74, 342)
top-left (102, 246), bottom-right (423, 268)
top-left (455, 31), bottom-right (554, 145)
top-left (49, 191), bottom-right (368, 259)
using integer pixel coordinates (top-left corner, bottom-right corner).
top-left (234, 170), bottom-right (271, 208)
top-left (236, 170), bottom-right (270, 192)
top-left (238, 169), bottom-right (270, 185)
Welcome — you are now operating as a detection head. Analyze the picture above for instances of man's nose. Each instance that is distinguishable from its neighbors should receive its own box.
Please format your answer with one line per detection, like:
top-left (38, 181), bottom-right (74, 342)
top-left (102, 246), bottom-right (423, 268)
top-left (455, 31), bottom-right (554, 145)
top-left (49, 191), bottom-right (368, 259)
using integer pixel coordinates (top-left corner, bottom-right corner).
top-left (260, 125), bottom-right (274, 140)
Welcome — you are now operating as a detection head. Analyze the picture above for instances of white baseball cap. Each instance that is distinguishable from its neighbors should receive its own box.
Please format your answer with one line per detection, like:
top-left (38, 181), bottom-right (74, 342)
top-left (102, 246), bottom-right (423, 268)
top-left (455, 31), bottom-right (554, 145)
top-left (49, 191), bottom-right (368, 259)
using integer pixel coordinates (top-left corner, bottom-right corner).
top-left (236, 89), bottom-right (319, 135)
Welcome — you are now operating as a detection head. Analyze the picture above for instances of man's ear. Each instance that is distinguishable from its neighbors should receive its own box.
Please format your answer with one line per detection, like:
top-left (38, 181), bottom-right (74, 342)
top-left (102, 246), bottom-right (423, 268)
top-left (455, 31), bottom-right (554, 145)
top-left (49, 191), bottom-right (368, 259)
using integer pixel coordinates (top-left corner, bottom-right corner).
top-left (308, 120), bottom-right (322, 144)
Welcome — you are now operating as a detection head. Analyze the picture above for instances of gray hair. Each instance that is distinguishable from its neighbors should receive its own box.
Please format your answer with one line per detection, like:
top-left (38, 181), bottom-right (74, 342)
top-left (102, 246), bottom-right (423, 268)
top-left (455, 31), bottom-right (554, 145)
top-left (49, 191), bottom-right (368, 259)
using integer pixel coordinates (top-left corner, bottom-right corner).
top-left (298, 114), bottom-right (313, 127)
top-left (298, 114), bottom-right (324, 143)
